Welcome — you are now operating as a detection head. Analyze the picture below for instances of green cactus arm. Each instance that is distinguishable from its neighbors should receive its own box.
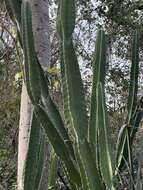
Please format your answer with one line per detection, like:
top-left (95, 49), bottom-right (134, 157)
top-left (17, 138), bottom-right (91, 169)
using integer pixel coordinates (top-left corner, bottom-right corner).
top-left (60, 51), bottom-right (72, 127)
top-left (125, 127), bottom-right (133, 173)
top-left (48, 148), bottom-right (58, 190)
top-left (59, 0), bottom-right (75, 40)
top-left (34, 132), bottom-right (45, 190)
top-left (34, 105), bottom-right (81, 188)
top-left (127, 30), bottom-right (140, 124)
top-left (62, 39), bottom-right (88, 140)
top-left (38, 63), bottom-right (75, 160)
top-left (75, 140), bottom-right (105, 190)
top-left (61, 162), bottom-right (79, 189)
top-left (115, 125), bottom-right (128, 173)
top-left (89, 30), bottom-right (106, 144)
top-left (116, 30), bottom-right (140, 171)
top-left (22, 0), bottom-right (75, 162)
top-left (21, 1), bottom-right (41, 104)
top-left (23, 112), bottom-right (42, 190)
top-left (41, 95), bottom-right (75, 159)
top-left (74, 144), bottom-right (89, 190)
top-left (60, 46), bottom-right (75, 138)
top-left (57, 6), bottom-right (75, 139)
top-left (96, 82), bottom-right (114, 189)
top-left (22, 0), bottom-right (74, 158)
top-left (57, 0), bottom-right (88, 140)
top-left (22, 0), bottom-right (75, 160)
top-left (58, 2), bottom-right (103, 189)
top-left (115, 124), bottom-right (133, 174)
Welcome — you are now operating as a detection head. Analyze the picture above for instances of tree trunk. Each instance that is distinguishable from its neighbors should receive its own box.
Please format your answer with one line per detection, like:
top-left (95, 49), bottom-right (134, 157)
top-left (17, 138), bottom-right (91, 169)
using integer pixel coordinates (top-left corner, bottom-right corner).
top-left (31, 0), bottom-right (50, 69)
top-left (17, 0), bottom-right (50, 189)
top-left (17, 82), bottom-right (32, 190)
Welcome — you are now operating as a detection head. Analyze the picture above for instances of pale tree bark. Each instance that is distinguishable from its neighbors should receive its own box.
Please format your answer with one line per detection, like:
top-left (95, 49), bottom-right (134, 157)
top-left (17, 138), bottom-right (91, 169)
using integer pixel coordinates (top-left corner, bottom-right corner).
top-left (17, 0), bottom-right (50, 189)
top-left (17, 82), bottom-right (32, 190)
top-left (31, 0), bottom-right (50, 69)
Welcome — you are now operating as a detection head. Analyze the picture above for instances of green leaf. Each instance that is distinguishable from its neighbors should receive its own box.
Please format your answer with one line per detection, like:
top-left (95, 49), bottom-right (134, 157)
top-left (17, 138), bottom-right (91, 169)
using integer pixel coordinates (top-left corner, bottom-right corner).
top-left (96, 83), bottom-right (114, 189)
top-left (89, 30), bottom-right (106, 144)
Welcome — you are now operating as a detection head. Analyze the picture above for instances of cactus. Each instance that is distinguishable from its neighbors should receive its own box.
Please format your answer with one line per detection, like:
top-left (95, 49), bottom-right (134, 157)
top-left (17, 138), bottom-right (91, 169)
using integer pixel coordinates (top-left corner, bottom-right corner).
top-left (116, 30), bottom-right (140, 171)
top-left (34, 105), bottom-right (81, 188)
top-left (23, 112), bottom-right (44, 190)
top-left (127, 30), bottom-right (140, 125)
top-left (96, 82), bottom-right (114, 189)
top-left (33, 132), bottom-right (45, 190)
top-left (6, 0), bottom-right (142, 189)
top-left (57, 1), bottom-right (104, 189)
top-left (89, 30), bottom-right (106, 144)
top-left (21, 1), bottom-right (41, 104)
top-left (48, 148), bottom-right (58, 190)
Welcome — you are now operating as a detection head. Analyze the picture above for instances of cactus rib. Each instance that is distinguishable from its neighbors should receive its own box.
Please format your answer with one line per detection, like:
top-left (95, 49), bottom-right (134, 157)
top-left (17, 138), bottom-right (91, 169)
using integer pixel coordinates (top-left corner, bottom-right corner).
top-left (96, 82), bottom-right (114, 189)
top-left (34, 105), bottom-right (81, 188)
top-left (89, 30), bottom-right (106, 144)
top-left (23, 112), bottom-right (42, 190)
top-left (21, 1), bottom-right (41, 104)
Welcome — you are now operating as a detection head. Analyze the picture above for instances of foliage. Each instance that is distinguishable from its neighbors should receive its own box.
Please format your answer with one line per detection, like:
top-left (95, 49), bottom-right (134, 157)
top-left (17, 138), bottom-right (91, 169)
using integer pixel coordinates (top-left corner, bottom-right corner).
top-left (0, 1), bottom-right (21, 189)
